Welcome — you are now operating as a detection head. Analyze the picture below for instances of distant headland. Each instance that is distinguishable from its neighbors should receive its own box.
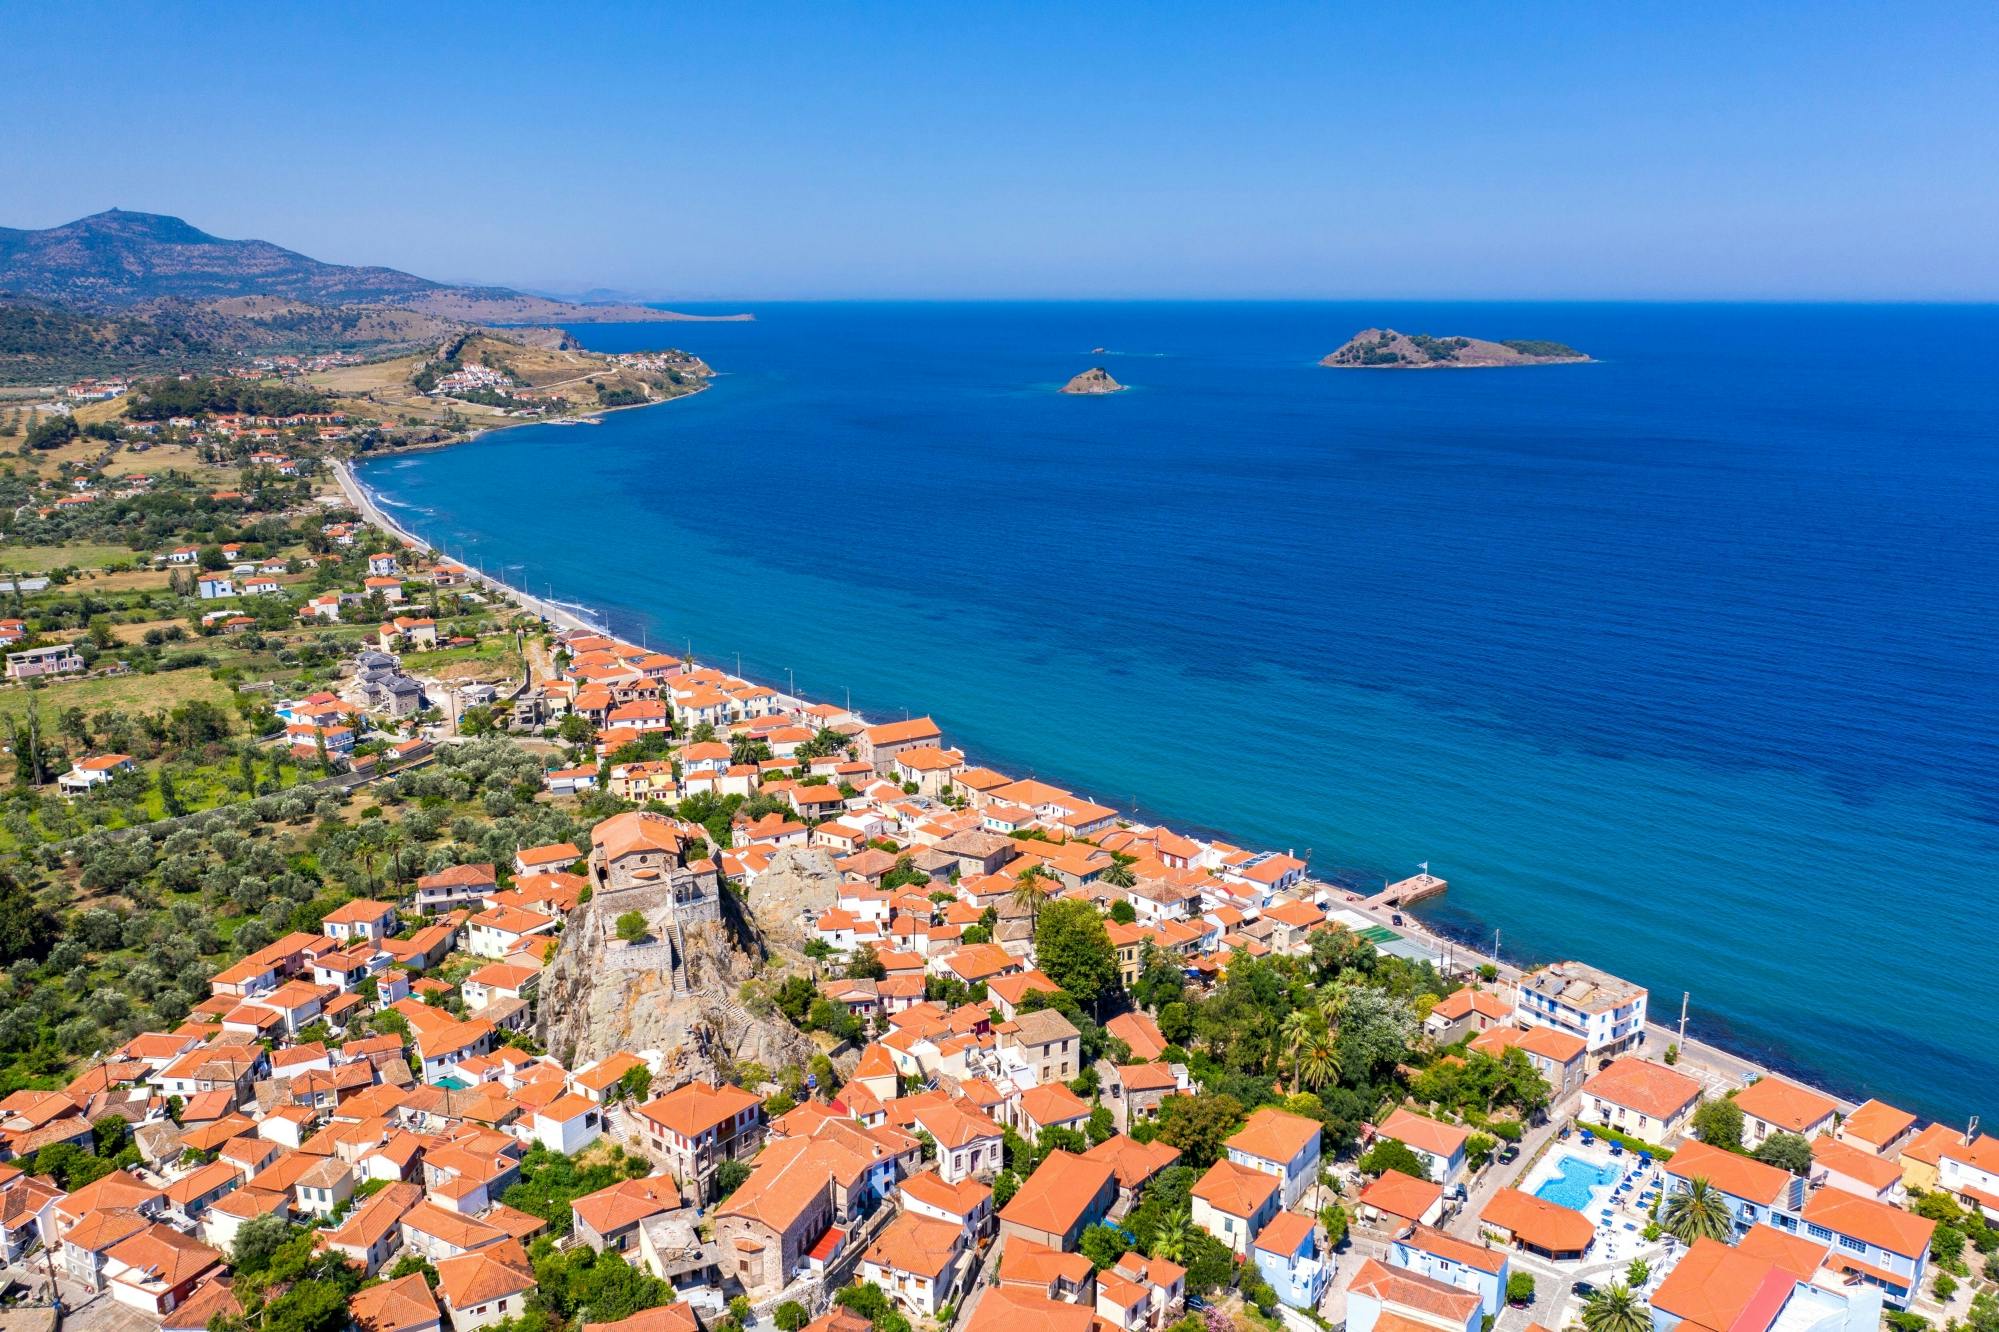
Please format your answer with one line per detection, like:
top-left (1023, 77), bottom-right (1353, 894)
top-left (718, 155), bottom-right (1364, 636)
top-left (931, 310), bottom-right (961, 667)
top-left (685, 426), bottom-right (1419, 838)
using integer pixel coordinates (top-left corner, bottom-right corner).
top-left (1060, 366), bottom-right (1126, 394)
top-left (1322, 328), bottom-right (1590, 369)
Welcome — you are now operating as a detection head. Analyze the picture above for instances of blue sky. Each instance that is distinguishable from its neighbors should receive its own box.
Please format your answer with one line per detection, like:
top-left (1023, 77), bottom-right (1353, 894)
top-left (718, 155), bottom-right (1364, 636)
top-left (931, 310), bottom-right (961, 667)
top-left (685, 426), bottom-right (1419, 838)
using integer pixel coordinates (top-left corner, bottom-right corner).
top-left (5, 3), bottom-right (1996, 299)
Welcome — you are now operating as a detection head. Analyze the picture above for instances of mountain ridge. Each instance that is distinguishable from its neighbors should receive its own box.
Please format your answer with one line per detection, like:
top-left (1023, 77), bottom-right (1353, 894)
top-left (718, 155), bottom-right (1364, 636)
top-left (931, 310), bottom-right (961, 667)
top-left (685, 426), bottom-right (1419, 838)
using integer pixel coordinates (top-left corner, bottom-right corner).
top-left (0, 209), bottom-right (749, 323)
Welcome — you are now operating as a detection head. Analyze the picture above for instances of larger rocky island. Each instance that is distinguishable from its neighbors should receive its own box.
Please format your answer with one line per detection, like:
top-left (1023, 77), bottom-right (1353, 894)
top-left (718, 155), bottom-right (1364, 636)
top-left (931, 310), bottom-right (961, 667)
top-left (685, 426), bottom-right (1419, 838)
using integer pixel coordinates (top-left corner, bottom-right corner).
top-left (1322, 327), bottom-right (1590, 368)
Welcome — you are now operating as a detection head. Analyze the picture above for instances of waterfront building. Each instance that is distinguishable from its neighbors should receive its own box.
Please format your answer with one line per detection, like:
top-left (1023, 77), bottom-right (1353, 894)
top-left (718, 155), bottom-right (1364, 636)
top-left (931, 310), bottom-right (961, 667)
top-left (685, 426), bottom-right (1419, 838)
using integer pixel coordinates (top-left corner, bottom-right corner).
top-left (1580, 1057), bottom-right (1702, 1142)
top-left (1514, 959), bottom-right (1648, 1056)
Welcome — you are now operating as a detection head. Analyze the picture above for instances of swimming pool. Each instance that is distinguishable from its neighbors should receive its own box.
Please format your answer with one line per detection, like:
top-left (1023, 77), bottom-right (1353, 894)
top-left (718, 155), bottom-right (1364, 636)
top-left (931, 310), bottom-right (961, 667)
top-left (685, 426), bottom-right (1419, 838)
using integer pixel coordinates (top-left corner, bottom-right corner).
top-left (1534, 1154), bottom-right (1621, 1212)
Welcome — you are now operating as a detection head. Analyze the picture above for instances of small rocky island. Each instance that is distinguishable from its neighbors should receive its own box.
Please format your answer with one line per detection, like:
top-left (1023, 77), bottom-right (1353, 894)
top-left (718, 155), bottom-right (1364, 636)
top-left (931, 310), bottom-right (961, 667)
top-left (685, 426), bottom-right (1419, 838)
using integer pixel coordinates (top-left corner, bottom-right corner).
top-left (1061, 366), bottom-right (1126, 394)
top-left (1322, 328), bottom-right (1590, 369)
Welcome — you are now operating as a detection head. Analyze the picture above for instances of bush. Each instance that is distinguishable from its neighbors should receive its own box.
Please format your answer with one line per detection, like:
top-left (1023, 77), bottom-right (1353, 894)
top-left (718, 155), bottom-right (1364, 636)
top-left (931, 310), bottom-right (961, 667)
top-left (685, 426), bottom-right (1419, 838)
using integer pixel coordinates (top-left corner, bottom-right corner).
top-left (1358, 1138), bottom-right (1429, 1179)
top-left (714, 1158), bottom-right (752, 1201)
top-left (615, 911), bottom-right (648, 943)
top-left (1751, 1131), bottom-right (1814, 1176)
top-left (1575, 1121), bottom-right (1674, 1160)
top-left (1692, 1098), bottom-right (1743, 1150)
top-left (1507, 1272), bottom-right (1535, 1305)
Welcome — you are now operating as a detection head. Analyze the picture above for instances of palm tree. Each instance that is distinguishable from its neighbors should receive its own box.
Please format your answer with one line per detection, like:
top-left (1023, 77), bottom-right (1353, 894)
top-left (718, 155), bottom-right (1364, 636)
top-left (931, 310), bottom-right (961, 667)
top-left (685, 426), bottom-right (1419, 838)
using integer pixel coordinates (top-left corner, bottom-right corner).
top-left (1100, 853), bottom-right (1137, 889)
top-left (1295, 1034), bottom-right (1341, 1090)
top-left (1280, 1010), bottom-right (1317, 1064)
top-left (1010, 867), bottom-right (1048, 925)
top-left (1315, 982), bottom-right (1350, 1033)
top-left (1661, 1177), bottom-right (1735, 1244)
top-left (1149, 1207), bottom-right (1191, 1263)
top-left (1581, 1284), bottom-right (1649, 1332)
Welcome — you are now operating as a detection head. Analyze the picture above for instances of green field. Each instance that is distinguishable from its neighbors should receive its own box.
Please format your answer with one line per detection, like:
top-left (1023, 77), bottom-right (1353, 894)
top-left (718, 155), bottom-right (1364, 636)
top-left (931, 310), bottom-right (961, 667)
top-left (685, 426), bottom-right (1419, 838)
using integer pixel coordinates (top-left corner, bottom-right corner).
top-left (0, 667), bottom-right (235, 727)
top-left (0, 542), bottom-right (145, 571)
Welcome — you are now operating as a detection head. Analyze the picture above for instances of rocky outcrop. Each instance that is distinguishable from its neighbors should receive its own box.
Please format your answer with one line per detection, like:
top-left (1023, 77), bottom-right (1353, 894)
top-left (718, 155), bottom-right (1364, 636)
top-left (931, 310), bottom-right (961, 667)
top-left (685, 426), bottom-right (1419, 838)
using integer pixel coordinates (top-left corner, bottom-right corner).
top-left (1061, 366), bottom-right (1126, 394)
top-left (745, 846), bottom-right (842, 949)
top-left (539, 893), bottom-right (821, 1081)
top-left (1321, 328), bottom-right (1590, 368)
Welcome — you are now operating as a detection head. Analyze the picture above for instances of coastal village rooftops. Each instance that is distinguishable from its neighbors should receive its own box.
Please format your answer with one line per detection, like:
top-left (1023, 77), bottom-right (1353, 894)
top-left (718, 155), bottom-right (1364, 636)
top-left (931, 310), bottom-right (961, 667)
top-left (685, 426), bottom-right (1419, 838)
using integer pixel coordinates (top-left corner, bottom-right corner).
top-left (1238, 853), bottom-right (1308, 885)
top-left (1004, 1006), bottom-right (1079, 1047)
top-left (1810, 1133), bottom-right (1903, 1192)
top-left (864, 1209), bottom-right (962, 1279)
top-left (1899, 1121), bottom-right (1965, 1167)
top-left (1083, 1133), bottom-right (1182, 1190)
top-left (636, 1079), bottom-right (761, 1138)
top-left (901, 1167), bottom-right (992, 1218)
top-left (1112, 1062), bottom-right (1180, 1093)
top-left (894, 745), bottom-right (963, 772)
top-left (718, 1132), bottom-right (883, 1233)
top-left (1479, 1187), bottom-right (1595, 1253)
top-left (971, 1284), bottom-right (1094, 1332)
top-left (1378, 1107), bottom-right (1470, 1158)
top-left (998, 1148), bottom-right (1115, 1236)
top-left (1227, 1106), bottom-right (1321, 1163)
top-left (1469, 1023), bottom-right (1587, 1064)
top-left (1940, 1132), bottom-right (1999, 1175)
top-left (585, 1308), bottom-right (702, 1332)
top-left (517, 842), bottom-right (583, 869)
top-left (1358, 1169), bottom-right (1444, 1223)
top-left (350, 1273), bottom-right (441, 1332)
top-left (1735, 1224), bottom-right (1832, 1279)
top-left (1664, 1140), bottom-right (1794, 1205)
top-left (1253, 1209), bottom-right (1318, 1258)
top-left (105, 1223), bottom-right (223, 1290)
top-left (998, 1237), bottom-right (1094, 1288)
top-left (1731, 1076), bottom-right (1839, 1133)
top-left (1839, 1099), bottom-right (1917, 1151)
top-left (1191, 1158), bottom-right (1280, 1218)
top-left (1581, 1057), bottom-right (1702, 1121)
top-left (1346, 1258), bottom-right (1482, 1325)
top-left (570, 1175), bottom-right (683, 1234)
top-left (322, 898), bottom-right (397, 927)
top-left (416, 863), bottom-right (497, 890)
top-left (1431, 987), bottom-right (1513, 1023)
top-left (1799, 1185), bottom-right (1936, 1258)
top-left (1401, 1223), bottom-right (1507, 1274)
top-left (1019, 1083), bottom-right (1090, 1129)
top-left (170, 1279), bottom-right (243, 1332)
top-left (943, 943), bottom-right (1019, 983)
top-left (1106, 1011), bottom-right (1168, 1061)
top-left (1648, 1238), bottom-right (1797, 1332)
top-left (435, 1247), bottom-right (535, 1312)
top-left (1518, 960), bottom-right (1643, 1014)
top-left (864, 716), bottom-right (941, 747)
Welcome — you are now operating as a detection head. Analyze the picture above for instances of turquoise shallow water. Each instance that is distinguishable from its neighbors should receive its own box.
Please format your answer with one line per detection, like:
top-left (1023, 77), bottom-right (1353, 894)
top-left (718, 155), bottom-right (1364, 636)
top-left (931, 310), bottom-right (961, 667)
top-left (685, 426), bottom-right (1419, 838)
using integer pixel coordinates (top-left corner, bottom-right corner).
top-left (357, 301), bottom-right (1999, 1125)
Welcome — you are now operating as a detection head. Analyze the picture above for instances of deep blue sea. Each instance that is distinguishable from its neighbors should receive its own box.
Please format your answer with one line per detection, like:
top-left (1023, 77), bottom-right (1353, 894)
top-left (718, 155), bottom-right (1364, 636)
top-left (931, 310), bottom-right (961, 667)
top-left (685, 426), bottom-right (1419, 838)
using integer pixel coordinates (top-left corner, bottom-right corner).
top-left (357, 302), bottom-right (1999, 1125)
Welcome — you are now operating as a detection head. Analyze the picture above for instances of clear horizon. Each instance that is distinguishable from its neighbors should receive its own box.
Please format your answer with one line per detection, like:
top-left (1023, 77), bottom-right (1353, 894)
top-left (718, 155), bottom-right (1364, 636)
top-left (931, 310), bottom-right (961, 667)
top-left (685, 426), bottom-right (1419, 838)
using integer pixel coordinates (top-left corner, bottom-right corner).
top-left (6, 3), bottom-right (1997, 302)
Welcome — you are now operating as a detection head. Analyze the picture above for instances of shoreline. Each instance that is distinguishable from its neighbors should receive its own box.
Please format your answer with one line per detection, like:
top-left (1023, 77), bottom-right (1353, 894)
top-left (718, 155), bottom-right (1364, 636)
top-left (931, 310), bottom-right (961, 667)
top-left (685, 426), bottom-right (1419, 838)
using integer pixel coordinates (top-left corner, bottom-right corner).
top-left (350, 375), bottom-right (713, 462)
top-left (334, 408), bottom-right (1887, 1127)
